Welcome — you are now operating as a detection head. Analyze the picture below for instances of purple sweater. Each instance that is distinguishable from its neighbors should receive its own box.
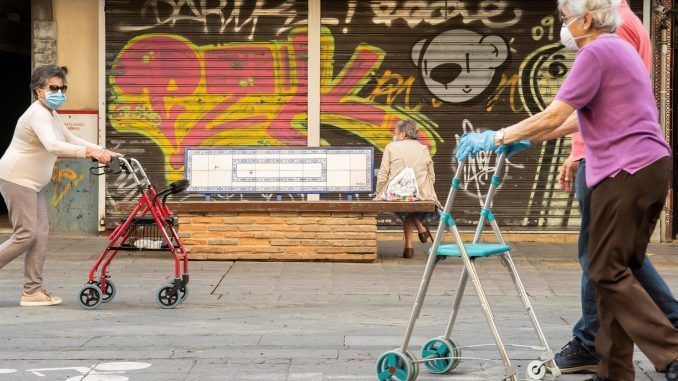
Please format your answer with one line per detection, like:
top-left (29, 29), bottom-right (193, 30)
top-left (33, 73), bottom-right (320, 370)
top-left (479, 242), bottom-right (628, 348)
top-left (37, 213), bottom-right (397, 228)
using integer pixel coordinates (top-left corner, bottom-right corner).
top-left (555, 34), bottom-right (670, 187)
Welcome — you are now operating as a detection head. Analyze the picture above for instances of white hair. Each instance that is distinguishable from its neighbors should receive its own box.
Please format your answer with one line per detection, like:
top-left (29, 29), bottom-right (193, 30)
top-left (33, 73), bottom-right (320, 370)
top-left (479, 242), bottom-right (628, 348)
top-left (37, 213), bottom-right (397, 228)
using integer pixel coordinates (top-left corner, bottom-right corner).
top-left (557, 0), bottom-right (622, 32)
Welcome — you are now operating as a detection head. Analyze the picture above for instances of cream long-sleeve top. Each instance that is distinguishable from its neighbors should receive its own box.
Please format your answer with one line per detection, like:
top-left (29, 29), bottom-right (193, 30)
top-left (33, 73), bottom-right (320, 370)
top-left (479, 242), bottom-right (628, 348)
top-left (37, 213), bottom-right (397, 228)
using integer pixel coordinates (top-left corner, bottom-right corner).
top-left (374, 139), bottom-right (442, 209)
top-left (0, 101), bottom-right (101, 191)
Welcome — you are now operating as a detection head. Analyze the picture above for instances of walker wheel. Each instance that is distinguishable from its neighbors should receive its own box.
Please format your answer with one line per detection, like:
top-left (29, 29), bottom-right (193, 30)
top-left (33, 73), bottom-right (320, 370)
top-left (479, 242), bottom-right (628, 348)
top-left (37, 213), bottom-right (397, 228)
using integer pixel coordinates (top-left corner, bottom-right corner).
top-left (376, 350), bottom-right (416, 381)
top-left (78, 284), bottom-right (103, 310)
top-left (421, 337), bottom-right (461, 374)
top-left (402, 351), bottom-right (419, 379)
top-left (179, 285), bottom-right (189, 303)
top-left (100, 279), bottom-right (117, 303)
top-left (526, 360), bottom-right (546, 380)
top-left (156, 284), bottom-right (180, 309)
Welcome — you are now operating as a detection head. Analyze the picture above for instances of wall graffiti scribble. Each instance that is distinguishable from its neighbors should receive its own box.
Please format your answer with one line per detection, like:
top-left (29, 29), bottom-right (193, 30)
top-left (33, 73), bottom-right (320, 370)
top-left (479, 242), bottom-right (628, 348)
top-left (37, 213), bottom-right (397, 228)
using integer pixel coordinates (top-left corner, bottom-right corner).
top-left (50, 164), bottom-right (84, 207)
top-left (371, 1), bottom-right (523, 29)
top-left (118, 0), bottom-right (305, 39)
top-left (454, 119), bottom-right (524, 202)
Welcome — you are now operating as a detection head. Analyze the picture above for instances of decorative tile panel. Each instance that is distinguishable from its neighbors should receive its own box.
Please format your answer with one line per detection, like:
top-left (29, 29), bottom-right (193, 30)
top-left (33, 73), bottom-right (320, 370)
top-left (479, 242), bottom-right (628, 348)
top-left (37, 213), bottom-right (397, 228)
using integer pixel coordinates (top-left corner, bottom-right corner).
top-left (185, 147), bottom-right (374, 194)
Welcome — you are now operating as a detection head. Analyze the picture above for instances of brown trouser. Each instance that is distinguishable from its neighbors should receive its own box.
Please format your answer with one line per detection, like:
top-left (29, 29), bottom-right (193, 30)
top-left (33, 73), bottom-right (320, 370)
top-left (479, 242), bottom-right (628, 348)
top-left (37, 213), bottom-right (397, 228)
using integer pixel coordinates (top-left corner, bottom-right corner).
top-left (0, 179), bottom-right (49, 294)
top-left (589, 156), bottom-right (678, 379)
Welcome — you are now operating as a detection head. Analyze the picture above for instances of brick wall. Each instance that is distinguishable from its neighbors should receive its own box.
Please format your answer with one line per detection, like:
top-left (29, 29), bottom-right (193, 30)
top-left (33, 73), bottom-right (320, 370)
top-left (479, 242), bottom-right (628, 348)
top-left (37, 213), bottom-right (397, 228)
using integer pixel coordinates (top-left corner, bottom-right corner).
top-left (178, 212), bottom-right (377, 262)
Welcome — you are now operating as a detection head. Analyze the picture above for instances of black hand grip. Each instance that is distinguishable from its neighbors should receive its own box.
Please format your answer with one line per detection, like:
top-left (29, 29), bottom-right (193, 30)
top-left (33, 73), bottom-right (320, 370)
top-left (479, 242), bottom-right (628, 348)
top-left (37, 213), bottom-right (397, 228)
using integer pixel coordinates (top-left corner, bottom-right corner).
top-left (108, 157), bottom-right (121, 173)
top-left (90, 156), bottom-right (125, 176)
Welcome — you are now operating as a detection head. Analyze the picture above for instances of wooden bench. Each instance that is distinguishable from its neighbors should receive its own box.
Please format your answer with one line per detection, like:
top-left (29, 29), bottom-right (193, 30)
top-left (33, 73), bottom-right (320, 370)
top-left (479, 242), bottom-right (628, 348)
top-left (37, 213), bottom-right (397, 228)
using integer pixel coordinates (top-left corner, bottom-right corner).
top-left (175, 147), bottom-right (436, 262)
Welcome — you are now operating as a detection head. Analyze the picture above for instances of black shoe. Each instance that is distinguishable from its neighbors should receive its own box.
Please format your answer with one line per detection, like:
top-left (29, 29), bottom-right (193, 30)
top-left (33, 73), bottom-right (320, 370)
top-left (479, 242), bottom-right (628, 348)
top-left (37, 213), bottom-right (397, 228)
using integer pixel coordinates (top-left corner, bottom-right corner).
top-left (554, 338), bottom-right (599, 374)
top-left (667, 360), bottom-right (678, 381)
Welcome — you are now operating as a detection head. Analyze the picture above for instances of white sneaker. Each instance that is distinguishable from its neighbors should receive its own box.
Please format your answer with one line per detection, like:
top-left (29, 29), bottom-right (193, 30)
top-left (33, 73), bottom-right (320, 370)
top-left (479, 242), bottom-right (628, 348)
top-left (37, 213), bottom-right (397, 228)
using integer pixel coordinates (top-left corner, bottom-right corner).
top-left (20, 289), bottom-right (63, 306)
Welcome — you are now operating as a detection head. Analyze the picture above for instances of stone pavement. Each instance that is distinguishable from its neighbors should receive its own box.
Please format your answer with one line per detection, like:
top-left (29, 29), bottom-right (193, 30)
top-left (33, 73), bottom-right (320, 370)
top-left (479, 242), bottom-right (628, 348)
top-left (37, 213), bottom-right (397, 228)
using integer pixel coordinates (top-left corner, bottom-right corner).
top-left (0, 235), bottom-right (676, 381)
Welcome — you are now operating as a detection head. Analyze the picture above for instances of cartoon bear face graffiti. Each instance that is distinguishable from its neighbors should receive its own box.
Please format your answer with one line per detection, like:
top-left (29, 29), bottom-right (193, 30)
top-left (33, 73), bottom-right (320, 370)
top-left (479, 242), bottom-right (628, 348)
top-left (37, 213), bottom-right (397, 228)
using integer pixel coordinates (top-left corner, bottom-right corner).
top-left (411, 29), bottom-right (509, 104)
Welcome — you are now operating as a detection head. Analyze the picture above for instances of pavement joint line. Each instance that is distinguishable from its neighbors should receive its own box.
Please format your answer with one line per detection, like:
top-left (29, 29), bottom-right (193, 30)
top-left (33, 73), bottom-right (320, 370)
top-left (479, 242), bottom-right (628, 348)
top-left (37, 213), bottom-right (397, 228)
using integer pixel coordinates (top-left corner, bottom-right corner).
top-left (79, 336), bottom-right (97, 348)
top-left (182, 358), bottom-right (197, 381)
top-left (211, 271), bottom-right (229, 295)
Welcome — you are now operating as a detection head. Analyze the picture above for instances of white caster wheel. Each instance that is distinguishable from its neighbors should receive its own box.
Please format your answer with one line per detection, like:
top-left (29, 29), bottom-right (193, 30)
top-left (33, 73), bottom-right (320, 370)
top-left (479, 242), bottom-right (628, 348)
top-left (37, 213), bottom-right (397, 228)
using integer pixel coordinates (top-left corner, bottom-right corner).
top-left (526, 360), bottom-right (546, 380)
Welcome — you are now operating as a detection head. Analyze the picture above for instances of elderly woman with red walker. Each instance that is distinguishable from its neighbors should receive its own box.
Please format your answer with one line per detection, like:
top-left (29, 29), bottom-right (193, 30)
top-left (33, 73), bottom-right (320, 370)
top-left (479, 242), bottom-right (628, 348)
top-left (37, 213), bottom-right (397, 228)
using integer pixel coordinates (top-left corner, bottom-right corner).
top-left (0, 65), bottom-right (118, 307)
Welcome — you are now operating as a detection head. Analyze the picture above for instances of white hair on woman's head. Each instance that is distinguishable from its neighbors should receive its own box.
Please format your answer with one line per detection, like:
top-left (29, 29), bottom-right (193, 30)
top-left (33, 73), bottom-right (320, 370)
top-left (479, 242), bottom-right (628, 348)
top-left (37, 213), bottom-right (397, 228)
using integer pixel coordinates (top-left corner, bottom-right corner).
top-left (557, 0), bottom-right (622, 32)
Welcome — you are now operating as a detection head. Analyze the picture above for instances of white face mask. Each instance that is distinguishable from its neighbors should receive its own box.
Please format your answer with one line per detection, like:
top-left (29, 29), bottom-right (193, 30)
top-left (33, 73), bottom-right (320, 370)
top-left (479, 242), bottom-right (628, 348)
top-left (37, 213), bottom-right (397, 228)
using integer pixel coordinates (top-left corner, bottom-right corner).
top-left (560, 7), bottom-right (611, 51)
top-left (560, 16), bottom-right (590, 50)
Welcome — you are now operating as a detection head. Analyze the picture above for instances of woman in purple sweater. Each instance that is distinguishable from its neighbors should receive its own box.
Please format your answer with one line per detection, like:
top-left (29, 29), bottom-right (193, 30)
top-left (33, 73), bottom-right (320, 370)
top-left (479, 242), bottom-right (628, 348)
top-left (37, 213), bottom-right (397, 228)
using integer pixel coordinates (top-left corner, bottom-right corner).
top-left (456, 1), bottom-right (677, 380)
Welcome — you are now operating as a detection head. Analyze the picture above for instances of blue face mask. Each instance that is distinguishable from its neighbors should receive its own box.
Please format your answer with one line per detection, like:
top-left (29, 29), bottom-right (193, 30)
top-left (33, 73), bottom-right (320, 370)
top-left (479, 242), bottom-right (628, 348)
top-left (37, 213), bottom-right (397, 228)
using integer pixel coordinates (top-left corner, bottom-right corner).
top-left (41, 89), bottom-right (66, 110)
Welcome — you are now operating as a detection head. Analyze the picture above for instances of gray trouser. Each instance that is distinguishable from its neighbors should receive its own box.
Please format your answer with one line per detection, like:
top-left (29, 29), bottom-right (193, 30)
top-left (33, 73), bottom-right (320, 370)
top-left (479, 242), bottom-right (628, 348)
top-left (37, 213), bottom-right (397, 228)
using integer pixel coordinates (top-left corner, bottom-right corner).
top-left (0, 179), bottom-right (49, 294)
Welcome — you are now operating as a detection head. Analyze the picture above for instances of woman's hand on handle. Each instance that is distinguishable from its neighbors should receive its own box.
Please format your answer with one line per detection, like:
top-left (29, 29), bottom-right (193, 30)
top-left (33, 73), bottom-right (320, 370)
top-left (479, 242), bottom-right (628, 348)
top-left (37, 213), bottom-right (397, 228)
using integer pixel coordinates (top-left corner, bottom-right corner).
top-left (104, 149), bottom-right (123, 158)
top-left (86, 147), bottom-right (112, 164)
top-left (455, 130), bottom-right (497, 161)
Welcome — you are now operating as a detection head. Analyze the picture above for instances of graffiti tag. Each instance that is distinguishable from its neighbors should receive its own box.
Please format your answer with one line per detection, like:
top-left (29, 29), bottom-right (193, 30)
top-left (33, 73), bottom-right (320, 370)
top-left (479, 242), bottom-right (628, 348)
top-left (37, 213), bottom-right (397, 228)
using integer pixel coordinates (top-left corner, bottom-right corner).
top-left (372, 0), bottom-right (523, 29)
top-left (50, 164), bottom-right (85, 207)
top-left (118, 0), bottom-right (304, 40)
top-left (454, 119), bottom-right (523, 202)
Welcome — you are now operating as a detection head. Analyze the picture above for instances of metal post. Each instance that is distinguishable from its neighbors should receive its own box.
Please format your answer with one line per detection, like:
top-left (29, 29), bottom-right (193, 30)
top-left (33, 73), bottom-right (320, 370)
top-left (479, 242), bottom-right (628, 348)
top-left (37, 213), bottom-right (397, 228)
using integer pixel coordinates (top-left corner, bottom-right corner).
top-left (306, 0), bottom-right (321, 202)
top-left (97, 0), bottom-right (107, 231)
top-left (398, 163), bottom-right (464, 351)
top-left (450, 226), bottom-right (516, 380)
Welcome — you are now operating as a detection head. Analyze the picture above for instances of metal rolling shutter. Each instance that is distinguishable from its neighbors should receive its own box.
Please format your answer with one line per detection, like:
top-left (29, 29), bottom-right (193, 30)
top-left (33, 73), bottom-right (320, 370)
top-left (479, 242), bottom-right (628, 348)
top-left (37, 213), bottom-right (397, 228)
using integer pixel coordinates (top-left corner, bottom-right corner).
top-left (105, 0), bottom-right (644, 232)
top-left (319, 1), bottom-right (617, 230)
top-left (104, 0), bottom-right (308, 222)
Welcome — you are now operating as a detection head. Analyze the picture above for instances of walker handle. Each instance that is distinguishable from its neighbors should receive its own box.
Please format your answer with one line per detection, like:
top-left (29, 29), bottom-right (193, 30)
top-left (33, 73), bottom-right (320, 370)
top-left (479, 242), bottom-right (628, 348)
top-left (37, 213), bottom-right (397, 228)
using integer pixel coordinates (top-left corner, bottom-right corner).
top-left (90, 156), bottom-right (127, 176)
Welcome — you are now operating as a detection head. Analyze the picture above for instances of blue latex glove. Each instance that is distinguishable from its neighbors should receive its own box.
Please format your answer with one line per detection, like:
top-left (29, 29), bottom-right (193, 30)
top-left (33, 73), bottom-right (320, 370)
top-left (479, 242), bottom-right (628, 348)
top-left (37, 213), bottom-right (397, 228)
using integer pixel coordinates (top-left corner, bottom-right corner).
top-left (496, 139), bottom-right (532, 158)
top-left (455, 130), bottom-right (496, 161)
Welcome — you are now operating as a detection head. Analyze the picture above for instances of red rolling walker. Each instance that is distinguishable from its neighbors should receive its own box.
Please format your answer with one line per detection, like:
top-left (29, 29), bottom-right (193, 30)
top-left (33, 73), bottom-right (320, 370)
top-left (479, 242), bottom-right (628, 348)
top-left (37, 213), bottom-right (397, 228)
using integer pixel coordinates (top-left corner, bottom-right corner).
top-left (78, 157), bottom-right (190, 309)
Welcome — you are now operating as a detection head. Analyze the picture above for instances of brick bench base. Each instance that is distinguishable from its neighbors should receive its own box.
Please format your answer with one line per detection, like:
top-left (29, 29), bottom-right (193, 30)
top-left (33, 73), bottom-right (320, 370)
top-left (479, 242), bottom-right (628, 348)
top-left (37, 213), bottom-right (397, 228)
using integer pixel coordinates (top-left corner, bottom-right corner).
top-left (178, 211), bottom-right (377, 262)
top-left (167, 201), bottom-right (436, 262)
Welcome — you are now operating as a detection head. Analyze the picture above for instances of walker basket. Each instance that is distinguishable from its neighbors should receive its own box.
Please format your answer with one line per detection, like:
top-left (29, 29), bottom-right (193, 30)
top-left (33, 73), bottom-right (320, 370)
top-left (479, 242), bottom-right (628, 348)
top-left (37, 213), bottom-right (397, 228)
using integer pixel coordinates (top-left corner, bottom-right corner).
top-left (116, 215), bottom-right (179, 251)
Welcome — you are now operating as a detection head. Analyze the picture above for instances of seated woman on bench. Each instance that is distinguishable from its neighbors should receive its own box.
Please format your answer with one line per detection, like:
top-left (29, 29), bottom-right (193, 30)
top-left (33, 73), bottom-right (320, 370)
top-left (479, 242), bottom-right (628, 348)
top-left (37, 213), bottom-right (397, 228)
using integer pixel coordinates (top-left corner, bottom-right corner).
top-left (375, 120), bottom-right (441, 259)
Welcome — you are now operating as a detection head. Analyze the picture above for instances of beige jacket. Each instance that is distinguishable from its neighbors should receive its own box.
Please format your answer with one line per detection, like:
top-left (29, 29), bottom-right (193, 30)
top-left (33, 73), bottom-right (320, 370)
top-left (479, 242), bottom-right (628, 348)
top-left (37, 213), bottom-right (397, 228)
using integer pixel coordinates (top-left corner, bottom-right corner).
top-left (374, 139), bottom-right (441, 208)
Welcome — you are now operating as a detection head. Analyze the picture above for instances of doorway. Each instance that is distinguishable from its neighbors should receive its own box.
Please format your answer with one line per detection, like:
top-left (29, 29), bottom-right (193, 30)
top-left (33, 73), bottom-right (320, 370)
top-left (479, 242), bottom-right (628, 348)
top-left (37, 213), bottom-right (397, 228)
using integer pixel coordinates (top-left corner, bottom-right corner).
top-left (0, 0), bottom-right (31, 230)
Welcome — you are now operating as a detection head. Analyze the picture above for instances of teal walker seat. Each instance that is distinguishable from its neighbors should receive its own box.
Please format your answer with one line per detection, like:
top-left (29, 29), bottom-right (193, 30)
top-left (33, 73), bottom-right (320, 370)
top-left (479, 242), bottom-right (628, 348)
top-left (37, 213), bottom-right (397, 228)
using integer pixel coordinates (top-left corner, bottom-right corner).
top-left (432, 243), bottom-right (511, 258)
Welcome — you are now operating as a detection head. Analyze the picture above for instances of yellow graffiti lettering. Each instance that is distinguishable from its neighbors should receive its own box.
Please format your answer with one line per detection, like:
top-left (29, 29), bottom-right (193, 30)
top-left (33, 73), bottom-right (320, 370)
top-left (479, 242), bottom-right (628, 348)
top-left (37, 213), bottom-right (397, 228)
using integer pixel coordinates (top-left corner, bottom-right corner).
top-left (532, 16), bottom-right (556, 42)
top-left (485, 74), bottom-right (523, 113)
top-left (366, 69), bottom-right (419, 111)
top-left (50, 166), bottom-right (84, 207)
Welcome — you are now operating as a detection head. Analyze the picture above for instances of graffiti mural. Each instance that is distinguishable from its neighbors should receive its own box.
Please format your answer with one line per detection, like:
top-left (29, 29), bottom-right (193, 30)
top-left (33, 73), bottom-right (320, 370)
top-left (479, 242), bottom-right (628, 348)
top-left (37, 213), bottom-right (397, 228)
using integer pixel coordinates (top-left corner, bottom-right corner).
top-left (106, 1), bottom-right (645, 229)
top-left (109, 27), bottom-right (439, 182)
